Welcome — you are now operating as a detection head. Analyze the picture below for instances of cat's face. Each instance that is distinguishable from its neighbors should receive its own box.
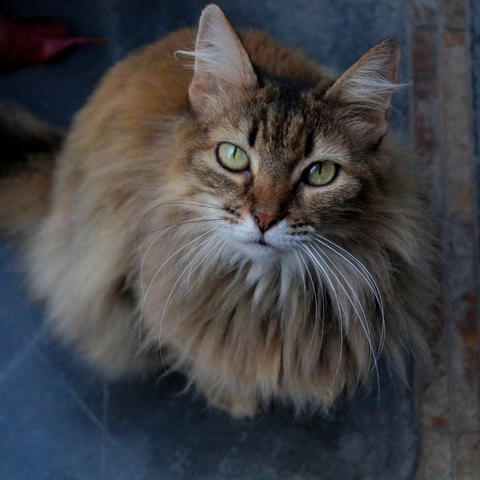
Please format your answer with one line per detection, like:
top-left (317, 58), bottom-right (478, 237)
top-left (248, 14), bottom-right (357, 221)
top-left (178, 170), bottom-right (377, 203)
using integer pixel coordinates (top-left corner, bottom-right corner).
top-left (181, 82), bottom-right (379, 261)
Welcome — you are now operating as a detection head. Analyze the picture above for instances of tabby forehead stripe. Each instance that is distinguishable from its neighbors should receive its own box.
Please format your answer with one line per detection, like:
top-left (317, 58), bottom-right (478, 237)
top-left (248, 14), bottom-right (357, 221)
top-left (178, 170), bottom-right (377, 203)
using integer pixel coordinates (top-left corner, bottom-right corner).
top-left (248, 119), bottom-right (259, 147)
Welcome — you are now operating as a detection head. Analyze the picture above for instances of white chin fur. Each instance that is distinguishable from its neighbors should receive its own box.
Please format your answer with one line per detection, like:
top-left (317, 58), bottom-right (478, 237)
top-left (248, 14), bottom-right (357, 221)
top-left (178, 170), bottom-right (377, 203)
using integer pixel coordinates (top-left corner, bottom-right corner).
top-left (235, 239), bottom-right (278, 260)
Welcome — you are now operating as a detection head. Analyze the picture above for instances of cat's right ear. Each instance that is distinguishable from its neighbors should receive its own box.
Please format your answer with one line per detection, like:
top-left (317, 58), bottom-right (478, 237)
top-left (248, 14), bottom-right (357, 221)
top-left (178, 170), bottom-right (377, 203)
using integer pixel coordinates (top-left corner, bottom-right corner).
top-left (324, 37), bottom-right (402, 148)
top-left (185, 5), bottom-right (258, 116)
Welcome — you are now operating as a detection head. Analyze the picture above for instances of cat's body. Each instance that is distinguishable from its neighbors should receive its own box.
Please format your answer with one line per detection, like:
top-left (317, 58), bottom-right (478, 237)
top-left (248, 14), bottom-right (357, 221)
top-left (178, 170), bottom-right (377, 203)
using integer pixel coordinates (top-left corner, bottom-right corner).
top-left (0, 5), bottom-right (436, 416)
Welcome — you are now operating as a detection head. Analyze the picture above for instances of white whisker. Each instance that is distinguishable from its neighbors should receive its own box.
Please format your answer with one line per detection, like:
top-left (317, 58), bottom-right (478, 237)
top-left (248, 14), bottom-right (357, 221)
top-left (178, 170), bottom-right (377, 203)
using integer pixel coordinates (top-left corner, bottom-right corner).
top-left (309, 242), bottom-right (380, 393)
top-left (301, 244), bottom-right (345, 389)
top-left (140, 216), bottom-right (219, 298)
top-left (139, 222), bottom-right (219, 346)
top-left (314, 234), bottom-right (386, 360)
top-left (157, 227), bottom-right (224, 362)
top-left (293, 249), bottom-right (319, 360)
top-left (179, 232), bottom-right (230, 300)
top-left (168, 229), bottom-right (224, 300)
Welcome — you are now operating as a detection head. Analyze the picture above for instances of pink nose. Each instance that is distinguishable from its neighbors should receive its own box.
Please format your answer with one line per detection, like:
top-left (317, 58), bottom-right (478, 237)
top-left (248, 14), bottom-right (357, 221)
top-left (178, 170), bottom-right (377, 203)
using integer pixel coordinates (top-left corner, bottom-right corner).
top-left (252, 211), bottom-right (281, 233)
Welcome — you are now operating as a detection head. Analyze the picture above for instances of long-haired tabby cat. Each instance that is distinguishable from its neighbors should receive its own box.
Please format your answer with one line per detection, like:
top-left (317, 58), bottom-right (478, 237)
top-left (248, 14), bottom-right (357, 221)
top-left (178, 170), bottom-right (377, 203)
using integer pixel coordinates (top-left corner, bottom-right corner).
top-left (0, 4), bottom-right (436, 417)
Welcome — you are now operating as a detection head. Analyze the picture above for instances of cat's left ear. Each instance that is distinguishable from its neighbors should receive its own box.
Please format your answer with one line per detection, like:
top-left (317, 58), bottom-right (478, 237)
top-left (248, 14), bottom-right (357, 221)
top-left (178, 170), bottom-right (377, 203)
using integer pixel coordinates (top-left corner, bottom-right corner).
top-left (324, 37), bottom-right (401, 147)
top-left (187, 5), bottom-right (258, 116)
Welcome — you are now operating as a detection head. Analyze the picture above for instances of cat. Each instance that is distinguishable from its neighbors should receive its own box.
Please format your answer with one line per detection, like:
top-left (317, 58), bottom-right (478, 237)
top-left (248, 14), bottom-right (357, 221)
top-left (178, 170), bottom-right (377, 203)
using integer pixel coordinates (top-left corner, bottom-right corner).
top-left (0, 4), bottom-right (437, 417)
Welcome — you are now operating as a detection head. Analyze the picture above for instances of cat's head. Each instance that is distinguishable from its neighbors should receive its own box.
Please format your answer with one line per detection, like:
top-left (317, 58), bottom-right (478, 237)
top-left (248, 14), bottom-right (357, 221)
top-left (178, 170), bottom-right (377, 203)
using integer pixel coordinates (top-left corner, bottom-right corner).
top-left (172, 5), bottom-right (403, 263)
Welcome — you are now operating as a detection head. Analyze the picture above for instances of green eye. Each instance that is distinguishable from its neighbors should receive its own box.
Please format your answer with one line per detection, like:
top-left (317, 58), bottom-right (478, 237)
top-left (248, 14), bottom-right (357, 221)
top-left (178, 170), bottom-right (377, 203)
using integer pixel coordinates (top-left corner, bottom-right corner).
top-left (216, 143), bottom-right (249, 172)
top-left (303, 162), bottom-right (337, 186)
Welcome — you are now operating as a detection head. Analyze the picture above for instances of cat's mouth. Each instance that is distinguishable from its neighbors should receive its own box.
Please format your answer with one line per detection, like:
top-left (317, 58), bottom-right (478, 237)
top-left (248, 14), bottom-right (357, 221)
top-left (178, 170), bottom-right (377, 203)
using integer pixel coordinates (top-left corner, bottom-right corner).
top-left (242, 239), bottom-right (275, 258)
top-left (248, 237), bottom-right (275, 250)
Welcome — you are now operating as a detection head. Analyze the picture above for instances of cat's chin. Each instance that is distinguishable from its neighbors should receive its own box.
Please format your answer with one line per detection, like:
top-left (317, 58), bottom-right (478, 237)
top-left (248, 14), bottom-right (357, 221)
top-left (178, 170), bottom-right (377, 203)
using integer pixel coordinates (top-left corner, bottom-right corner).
top-left (236, 240), bottom-right (280, 261)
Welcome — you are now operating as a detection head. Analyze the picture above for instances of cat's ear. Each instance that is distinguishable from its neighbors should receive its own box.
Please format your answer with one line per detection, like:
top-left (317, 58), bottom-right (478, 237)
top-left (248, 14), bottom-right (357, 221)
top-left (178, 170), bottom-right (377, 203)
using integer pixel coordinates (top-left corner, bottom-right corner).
top-left (325, 37), bottom-right (401, 147)
top-left (187, 5), bottom-right (258, 115)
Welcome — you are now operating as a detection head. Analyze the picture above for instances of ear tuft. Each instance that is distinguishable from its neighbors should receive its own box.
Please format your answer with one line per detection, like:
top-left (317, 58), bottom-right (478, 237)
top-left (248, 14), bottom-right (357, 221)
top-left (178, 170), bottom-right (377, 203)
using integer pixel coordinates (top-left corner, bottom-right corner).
top-left (177, 5), bottom-right (257, 115)
top-left (325, 37), bottom-right (402, 146)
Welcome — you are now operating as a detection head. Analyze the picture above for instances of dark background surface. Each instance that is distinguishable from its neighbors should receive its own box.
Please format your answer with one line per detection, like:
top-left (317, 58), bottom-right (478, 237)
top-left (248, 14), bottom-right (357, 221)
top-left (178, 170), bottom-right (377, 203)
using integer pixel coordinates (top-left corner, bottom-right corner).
top-left (0, 1), bottom-right (418, 479)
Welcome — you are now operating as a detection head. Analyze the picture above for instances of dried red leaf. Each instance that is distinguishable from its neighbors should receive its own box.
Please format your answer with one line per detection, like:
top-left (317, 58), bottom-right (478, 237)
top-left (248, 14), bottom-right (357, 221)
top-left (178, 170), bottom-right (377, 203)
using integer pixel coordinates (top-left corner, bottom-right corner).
top-left (0, 13), bottom-right (105, 72)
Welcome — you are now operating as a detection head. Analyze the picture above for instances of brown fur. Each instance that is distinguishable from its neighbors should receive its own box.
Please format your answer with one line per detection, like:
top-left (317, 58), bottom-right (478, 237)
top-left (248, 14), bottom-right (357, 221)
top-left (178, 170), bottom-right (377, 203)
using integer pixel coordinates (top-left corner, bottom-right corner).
top-left (0, 5), bottom-right (437, 417)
